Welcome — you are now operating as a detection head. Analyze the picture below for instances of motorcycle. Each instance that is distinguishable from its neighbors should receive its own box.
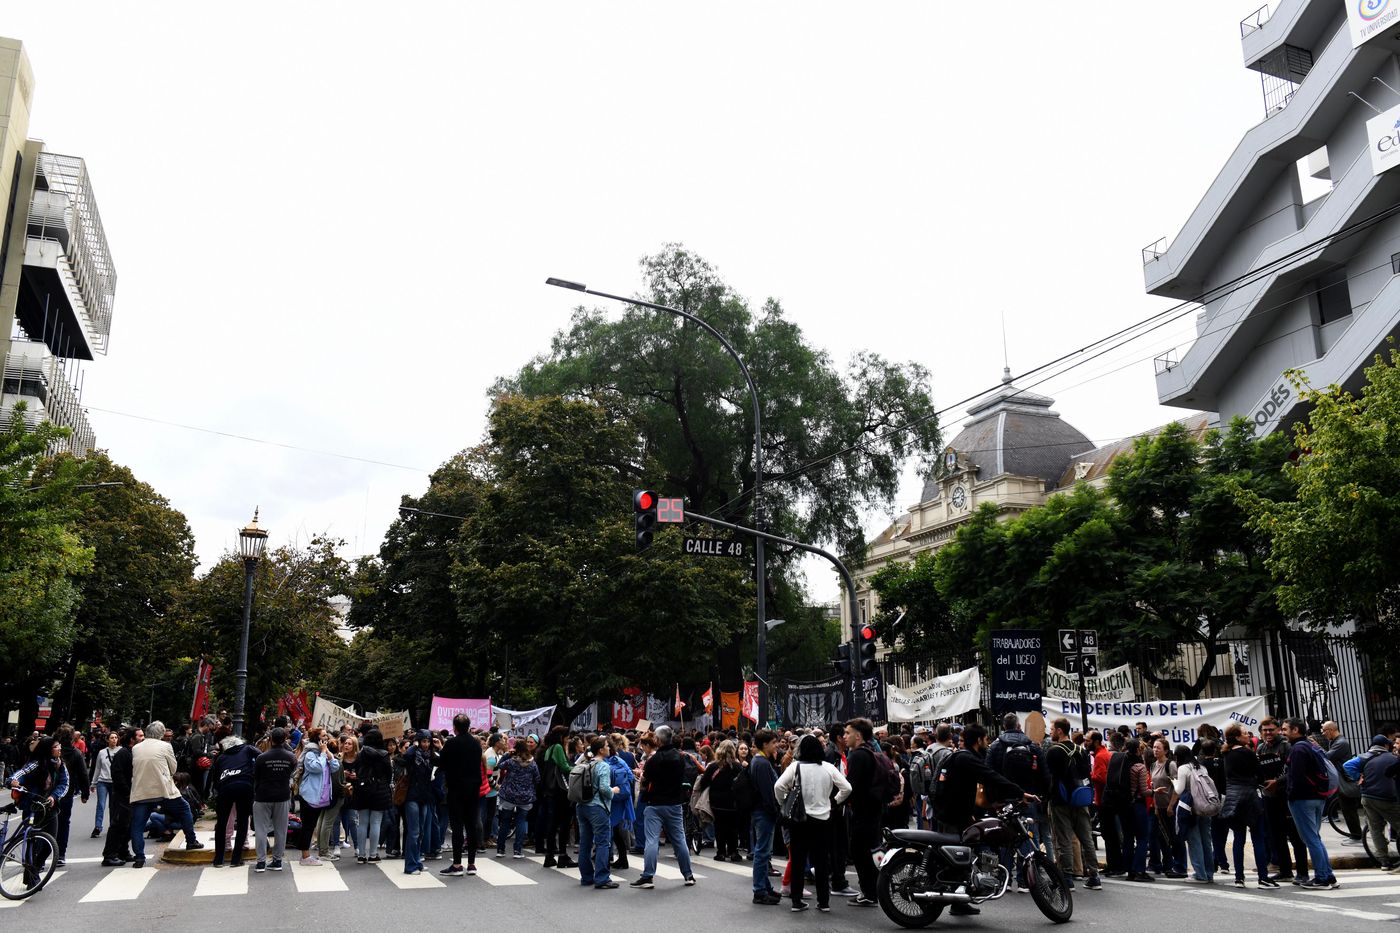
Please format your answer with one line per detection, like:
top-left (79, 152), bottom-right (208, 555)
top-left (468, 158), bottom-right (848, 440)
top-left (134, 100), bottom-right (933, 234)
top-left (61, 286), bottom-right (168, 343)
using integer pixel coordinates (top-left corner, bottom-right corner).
top-left (875, 802), bottom-right (1072, 927)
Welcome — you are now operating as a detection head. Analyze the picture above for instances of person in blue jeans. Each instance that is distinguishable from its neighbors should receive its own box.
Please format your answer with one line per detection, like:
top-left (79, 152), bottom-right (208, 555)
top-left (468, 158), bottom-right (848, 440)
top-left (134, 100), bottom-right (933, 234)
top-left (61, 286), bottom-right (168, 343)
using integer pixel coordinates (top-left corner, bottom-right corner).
top-left (495, 739), bottom-right (540, 858)
top-left (1283, 718), bottom-right (1338, 889)
top-left (630, 725), bottom-right (695, 889)
top-left (400, 730), bottom-right (439, 875)
top-left (747, 729), bottom-right (782, 905)
top-left (576, 736), bottom-right (617, 888)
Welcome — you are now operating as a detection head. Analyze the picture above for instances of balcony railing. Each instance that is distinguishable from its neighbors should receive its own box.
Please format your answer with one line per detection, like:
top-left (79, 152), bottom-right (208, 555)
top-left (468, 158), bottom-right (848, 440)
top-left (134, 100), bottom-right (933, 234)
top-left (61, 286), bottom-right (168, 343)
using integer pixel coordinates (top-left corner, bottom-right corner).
top-left (1241, 4), bottom-right (1272, 37)
top-left (26, 152), bottom-right (117, 354)
top-left (1142, 237), bottom-right (1169, 265)
top-left (1, 337), bottom-right (95, 455)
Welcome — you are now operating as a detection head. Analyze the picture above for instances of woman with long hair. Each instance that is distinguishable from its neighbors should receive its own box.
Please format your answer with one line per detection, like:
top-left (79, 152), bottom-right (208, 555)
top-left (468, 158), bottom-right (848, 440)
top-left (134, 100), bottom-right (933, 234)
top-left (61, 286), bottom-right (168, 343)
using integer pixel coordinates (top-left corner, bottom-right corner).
top-left (1222, 723), bottom-right (1277, 888)
top-left (697, 739), bottom-right (742, 861)
top-left (539, 726), bottom-right (576, 869)
top-left (773, 735), bottom-right (852, 912)
top-left (607, 734), bottom-right (636, 869)
top-left (495, 739), bottom-right (540, 859)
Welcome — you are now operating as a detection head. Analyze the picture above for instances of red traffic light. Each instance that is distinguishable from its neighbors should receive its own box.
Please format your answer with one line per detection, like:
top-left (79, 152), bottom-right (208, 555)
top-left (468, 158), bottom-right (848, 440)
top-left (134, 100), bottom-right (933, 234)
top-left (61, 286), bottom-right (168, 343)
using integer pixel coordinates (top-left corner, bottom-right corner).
top-left (861, 624), bottom-right (876, 641)
top-left (635, 490), bottom-right (655, 511)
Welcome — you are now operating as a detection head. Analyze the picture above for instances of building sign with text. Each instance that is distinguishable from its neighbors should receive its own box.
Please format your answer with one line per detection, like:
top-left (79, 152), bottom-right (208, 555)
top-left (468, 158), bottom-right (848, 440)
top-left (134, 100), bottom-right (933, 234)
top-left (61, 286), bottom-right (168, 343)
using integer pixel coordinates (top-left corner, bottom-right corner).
top-left (1349, 0), bottom-right (1400, 48)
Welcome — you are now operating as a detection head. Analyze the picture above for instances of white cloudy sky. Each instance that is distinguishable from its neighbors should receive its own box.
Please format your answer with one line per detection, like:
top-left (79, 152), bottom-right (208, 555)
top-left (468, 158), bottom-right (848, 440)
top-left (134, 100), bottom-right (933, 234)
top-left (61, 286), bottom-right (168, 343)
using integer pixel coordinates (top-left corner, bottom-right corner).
top-left (6, 2), bottom-right (1278, 599)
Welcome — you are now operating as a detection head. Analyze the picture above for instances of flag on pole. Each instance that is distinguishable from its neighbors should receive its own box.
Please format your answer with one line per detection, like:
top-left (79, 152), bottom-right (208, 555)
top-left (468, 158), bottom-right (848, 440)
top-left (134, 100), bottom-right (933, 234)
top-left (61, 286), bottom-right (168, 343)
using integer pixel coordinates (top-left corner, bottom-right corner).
top-left (673, 684), bottom-right (686, 718)
top-left (702, 684), bottom-right (713, 714)
top-left (741, 680), bottom-right (760, 724)
top-left (190, 659), bottom-right (214, 722)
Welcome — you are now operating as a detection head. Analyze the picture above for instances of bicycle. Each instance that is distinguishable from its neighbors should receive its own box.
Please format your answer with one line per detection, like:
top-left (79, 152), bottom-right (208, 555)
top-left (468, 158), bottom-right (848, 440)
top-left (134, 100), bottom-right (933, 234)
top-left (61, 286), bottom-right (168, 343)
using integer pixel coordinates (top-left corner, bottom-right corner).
top-left (0, 786), bottom-right (59, 900)
top-left (1325, 793), bottom-right (1368, 841)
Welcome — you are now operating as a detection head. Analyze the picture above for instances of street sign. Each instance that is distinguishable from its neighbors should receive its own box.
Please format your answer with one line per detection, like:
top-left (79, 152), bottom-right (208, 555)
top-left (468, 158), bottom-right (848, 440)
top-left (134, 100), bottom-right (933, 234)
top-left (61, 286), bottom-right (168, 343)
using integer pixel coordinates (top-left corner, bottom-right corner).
top-left (1058, 629), bottom-right (1078, 654)
top-left (1079, 629), bottom-right (1099, 654)
top-left (683, 536), bottom-right (746, 559)
top-left (1080, 654), bottom-right (1098, 677)
top-left (657, 497), bottom-right (685, 523)
top-left (1062, 654), bottom-right (1080, 674)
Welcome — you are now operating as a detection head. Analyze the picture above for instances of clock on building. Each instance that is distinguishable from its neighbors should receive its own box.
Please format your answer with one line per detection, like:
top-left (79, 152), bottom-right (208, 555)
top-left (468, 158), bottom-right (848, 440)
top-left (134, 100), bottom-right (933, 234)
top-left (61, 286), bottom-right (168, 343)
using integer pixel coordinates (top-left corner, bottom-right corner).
top-left (951, 484), bottom-right (967, 510)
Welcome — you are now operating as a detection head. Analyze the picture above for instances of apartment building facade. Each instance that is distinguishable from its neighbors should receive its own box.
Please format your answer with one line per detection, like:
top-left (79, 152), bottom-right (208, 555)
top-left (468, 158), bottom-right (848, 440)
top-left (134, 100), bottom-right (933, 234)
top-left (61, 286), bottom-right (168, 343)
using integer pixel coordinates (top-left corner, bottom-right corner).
top-left (0, 37), bottom-right (117, 456)
top-left (1146, 1), bottom-right (1400, 437)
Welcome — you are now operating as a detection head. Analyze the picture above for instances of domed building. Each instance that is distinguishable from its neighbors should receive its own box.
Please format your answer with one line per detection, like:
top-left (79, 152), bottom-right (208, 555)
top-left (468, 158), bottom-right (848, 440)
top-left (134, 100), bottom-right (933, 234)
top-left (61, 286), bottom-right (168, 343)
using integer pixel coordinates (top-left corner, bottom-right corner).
top-left (846, 370), bottom-right (1096, 633)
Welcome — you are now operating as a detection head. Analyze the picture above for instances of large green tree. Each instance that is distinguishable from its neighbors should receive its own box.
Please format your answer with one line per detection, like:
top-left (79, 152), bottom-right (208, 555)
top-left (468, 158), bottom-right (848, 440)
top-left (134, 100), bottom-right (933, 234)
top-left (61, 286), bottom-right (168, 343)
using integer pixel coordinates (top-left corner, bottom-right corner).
top-left (501, 245), bottom-right (940, 684)
top-left (0, 406), bottom-right (94, 728)
top-left (871, 419), bottom-right (1290, 697)
top-left (1244, 344), bottom-right (1400, 683)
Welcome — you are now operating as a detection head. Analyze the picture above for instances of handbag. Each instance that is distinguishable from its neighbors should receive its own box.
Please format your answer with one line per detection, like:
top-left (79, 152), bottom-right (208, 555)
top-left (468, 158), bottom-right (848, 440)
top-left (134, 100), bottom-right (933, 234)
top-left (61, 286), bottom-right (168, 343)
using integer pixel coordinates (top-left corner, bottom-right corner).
top-left (392, 771), bottom-right (408, 807)
top-left (692, 784), bottom-right (714, 822)
top-left (780, 763), bottom-right (807, 824)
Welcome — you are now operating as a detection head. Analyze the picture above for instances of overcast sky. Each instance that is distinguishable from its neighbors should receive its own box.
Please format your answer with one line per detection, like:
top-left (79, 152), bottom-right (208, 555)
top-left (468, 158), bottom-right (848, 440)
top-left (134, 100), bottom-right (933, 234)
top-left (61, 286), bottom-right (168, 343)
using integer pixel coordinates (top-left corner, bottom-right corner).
top-left (6, 2), bottom-right (1276, 601)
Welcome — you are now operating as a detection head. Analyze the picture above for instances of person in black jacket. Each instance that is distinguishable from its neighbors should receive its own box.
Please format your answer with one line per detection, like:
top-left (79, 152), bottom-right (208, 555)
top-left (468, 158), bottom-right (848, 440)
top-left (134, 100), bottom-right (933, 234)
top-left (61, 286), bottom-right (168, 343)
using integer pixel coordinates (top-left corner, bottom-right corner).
top-left (252, 727), bottom-right (296, 871)
top-left (842, 718), bottom-right (884, 907)
top-left (102, 727), bottom-right (139, 867)
top-left (437, 714), bottom-right (483, 877)
top-left (748, 729), bottom-right (782, 905)
top-left (636, 725), bottom-right (695, 886)
top-left (349, 729), bottom-right (393, 863)
top-left (53, 724), bottom-right (90, 866)
top-left (211, 738), bottom-right (259, 867)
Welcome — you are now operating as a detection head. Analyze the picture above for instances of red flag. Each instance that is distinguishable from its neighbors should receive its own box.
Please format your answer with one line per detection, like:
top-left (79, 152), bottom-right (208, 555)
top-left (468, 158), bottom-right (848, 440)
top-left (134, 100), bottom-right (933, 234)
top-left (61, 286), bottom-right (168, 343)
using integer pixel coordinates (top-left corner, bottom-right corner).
top-left (673, 684), bottom-right (686, 718)
top-left (702, 684), bottom-right (713, 714)
top-left (190, 660), bottom-right (213, 721)
top-left (741, 680), bottom-right (760, 724)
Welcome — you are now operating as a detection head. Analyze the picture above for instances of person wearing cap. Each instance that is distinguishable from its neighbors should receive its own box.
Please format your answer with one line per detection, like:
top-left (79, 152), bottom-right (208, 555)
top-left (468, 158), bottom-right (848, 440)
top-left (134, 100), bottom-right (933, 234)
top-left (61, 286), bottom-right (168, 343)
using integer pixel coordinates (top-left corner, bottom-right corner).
top-left (1345, 735), bottom-right (1400, 871)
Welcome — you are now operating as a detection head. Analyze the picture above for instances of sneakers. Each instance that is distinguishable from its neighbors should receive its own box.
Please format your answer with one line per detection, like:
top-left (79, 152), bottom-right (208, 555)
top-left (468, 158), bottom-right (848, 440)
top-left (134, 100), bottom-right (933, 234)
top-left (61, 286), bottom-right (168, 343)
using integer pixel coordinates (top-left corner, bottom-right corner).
top-left (467, 864), bottom-right (477, 875)
top-left (300, 855), bottom-right (322, 866)
top-left (406, 869), bottom-right (422, 876)
top-left (495, 851), bottom-right (505, 859)
top-left (1292, 876), bottom-right (1311, 886)
top-left (357, 856), bottom-right (368, 864)
top-left (211, 859), bottom-right (225, 868)
top-left (817, 906), bottom-right (830, 913)
top-left (791, 903), bottom-right (809, 912)
top-left (255, 861), bottom-right (267, 873)
top-left (849, 895), bottom-right (877, 907)
top-left (270, 859), bottom-right (284, 872)
top-left (513, 852), bottom-right (525, 860)
top-left (91, 828), bottom-right (102, 838)
top-left (1084, 875), bottom-right (1102, 890)
top-left (441, 865), bottom-right (465, 877)
top-left (132, 858), bottom-right (146, 869)
top-left (1301, 877), bottom-right (1339, 889)
top-left (185, 840), bottom-right (206, 850)
top-left (630, 877), bottom-right (655, 889)
top-left (752, 892), bottom-right (781, 905)
top-left (684, 875), bottom-right (697, 886)
top-left (1258, 878), bottom-right (1281, 889)
top-left (596, 881), bottom-right (619, 889)
top-left (830, 886), bottom-right (859, 896)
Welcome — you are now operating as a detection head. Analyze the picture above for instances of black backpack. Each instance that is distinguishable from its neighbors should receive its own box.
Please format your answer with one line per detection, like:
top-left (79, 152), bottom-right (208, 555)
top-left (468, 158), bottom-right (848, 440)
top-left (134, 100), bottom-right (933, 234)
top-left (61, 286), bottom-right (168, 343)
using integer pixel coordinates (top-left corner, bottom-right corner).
top-left (1101, 751), bottom-right (1135, 808)
top-left (733, 764), bottom-right (756, 811)
top-left (1002, 740), bottom-right (1041, 793)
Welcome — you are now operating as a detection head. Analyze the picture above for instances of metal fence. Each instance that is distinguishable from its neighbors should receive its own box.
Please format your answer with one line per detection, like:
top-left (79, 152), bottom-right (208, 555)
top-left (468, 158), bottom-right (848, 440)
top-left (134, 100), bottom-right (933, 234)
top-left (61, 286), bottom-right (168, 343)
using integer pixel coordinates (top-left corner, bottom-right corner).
top-left (771, 631), bottom-right (1381, 741)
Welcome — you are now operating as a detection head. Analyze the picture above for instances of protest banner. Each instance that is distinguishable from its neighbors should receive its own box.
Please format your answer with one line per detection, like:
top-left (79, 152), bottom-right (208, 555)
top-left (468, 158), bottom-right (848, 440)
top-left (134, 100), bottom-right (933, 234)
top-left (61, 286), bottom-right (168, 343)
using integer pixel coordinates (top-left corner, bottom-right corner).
top-left (428, 696), bottom-right (492, 732)
top-left (1044, 662), bottom-right (1135, 702)
top-left (492, 704), bottom-right (556, 735)
top-left (311, 696), bottom-right (360, 733)
top-left (1040, 694), bottom-right (1267, 745)
top-left (781, 675), bottom-right (850, 728)
top-left (886, 668), bottom-right (981, 722)
top-left (612, 687), bottom-right (646, 729)
top-left (364, 710), bottom-right (410, 741)
top-left (720, 691), bottom-right (741, 731)
top-left (990, 630), bottom-right (1043, 712)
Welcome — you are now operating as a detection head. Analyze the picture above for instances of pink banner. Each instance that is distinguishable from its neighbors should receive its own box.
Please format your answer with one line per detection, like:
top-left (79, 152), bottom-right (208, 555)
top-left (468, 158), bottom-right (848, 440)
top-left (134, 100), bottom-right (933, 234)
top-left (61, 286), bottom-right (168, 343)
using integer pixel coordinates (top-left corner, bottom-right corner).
top-left (429, 695), bottom-right (492, 732)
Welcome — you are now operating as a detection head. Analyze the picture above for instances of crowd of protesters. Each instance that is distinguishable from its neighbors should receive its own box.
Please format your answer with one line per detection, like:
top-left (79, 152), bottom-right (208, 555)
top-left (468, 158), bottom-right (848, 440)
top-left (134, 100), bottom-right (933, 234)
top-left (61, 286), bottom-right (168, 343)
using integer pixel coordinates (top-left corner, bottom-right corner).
top-left (6, 706), bottom-right (1398, 911)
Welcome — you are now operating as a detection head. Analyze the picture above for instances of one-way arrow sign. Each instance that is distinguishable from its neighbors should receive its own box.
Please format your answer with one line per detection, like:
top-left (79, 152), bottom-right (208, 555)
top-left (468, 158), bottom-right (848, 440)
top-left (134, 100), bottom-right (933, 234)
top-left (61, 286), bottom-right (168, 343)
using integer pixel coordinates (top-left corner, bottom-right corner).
top-left (1058, 628), bottom-right (1078, 654)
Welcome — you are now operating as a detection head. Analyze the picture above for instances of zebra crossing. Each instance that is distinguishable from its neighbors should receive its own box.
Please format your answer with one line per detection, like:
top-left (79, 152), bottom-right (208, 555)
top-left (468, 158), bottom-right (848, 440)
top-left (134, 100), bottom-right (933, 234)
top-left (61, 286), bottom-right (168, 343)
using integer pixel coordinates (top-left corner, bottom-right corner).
top-left (1103, 868), bottom-right (1400, 922)
top-left (1, 849), bottom-right (766, 908)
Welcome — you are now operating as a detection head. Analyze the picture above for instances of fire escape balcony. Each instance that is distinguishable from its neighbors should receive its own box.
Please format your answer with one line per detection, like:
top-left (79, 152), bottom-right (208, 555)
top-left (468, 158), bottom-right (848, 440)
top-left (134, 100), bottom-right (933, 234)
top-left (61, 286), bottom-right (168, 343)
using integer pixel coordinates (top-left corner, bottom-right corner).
top-left (1, 337), bottom-right (96, 455)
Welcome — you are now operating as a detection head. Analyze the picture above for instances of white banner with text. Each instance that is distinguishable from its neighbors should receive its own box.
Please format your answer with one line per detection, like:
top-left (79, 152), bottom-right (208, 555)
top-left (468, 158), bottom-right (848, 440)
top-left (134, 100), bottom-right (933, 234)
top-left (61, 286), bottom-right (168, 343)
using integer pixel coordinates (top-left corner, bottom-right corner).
top-left (1044, 662), bottom-right (1135, 702)
top-left (1040, 694), bottom-right (1268, 744)
top-left (886, 667), bottom-right (982, 722)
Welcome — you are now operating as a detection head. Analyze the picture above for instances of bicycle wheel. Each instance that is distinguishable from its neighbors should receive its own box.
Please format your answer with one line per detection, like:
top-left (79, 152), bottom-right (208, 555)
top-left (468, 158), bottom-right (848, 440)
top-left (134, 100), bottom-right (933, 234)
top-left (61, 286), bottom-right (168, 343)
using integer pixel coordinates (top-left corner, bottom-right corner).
top-left (0, 830), bottom-right (58, 900)
top-left (1326, 795), bottom-right (1367, 840)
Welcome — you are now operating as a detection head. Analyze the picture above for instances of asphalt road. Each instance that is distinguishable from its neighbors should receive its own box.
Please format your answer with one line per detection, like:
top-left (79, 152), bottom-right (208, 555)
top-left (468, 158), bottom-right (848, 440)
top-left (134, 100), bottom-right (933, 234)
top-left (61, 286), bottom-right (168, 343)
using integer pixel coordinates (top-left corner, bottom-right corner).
top-left (7, 801), bottom-right (1399, 931)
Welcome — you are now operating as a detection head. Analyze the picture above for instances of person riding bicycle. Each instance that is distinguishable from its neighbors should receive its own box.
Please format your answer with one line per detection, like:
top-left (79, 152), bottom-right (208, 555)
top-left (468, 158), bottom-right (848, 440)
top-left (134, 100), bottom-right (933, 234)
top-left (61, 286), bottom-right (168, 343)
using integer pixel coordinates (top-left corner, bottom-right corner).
top-left (7, 735), bottom-right (68, 837)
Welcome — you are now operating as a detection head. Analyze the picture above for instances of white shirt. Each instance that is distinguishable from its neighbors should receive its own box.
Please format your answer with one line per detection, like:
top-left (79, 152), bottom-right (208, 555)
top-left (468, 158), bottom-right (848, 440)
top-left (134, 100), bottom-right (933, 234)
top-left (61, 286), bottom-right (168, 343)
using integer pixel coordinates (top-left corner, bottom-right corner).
top-left (774, 760), bottom-right (852, 820)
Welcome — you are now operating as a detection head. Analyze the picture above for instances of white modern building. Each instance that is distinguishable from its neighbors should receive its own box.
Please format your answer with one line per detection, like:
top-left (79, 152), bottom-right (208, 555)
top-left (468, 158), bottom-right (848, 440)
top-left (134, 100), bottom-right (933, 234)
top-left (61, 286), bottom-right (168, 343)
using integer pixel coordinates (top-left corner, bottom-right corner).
top-left (1145, 0), bottom-right (1400, 436)
top-left (0, 37), bottom-right (116, 455)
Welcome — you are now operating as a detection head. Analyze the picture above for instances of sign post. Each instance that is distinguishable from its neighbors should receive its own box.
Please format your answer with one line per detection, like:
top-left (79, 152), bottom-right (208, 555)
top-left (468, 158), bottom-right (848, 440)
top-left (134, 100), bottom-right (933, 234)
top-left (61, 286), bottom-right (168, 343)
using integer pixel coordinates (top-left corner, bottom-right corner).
top-left (1067, 629), bottom-right (1099, 734)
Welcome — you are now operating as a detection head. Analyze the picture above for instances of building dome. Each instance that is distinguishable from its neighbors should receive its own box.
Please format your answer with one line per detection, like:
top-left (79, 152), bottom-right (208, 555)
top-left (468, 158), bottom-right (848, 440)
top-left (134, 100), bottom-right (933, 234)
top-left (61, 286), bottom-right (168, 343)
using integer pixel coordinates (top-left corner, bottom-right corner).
top-left (920, 368), bottom-right (1093, 503)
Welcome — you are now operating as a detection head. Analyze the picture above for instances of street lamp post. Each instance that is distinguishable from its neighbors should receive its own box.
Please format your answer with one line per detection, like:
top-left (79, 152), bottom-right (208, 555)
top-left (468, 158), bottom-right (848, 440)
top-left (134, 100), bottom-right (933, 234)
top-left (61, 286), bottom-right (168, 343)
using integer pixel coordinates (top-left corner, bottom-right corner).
top-left (232, 509), bottom-right (268, 738)
top-left (546, 277), bottom-right (771, 724)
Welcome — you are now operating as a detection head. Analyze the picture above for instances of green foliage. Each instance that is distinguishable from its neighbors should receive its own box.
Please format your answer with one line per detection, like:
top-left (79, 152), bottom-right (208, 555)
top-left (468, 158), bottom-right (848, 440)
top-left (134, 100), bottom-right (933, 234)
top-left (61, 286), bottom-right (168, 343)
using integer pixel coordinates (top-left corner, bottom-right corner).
top-left (870, 418), bottom-right (1290, 697)
top-left (1244, 343), bottom-right (1400, 682)
top-left (0, 405), bottom-right (94, 722)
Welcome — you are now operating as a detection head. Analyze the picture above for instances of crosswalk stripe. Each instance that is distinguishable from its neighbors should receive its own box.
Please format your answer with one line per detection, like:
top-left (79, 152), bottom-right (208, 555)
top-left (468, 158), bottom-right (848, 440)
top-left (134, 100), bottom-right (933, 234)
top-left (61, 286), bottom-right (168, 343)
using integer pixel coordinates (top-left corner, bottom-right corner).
top-left (289, 860), bottom-right (348, 893)
top-left (79, 866), bottom-right (156, 902)
top-left (0, 870), bottom-right (64, 908)
top-left (1199, 889), bottom-right (1394, 922)
top-left (687, 857), bottom-right (754, 878)
top-left (372, 860), bottom-right (446, 889)
top-left (471, 858), bottom-right (537, 886)
top-left (1300, 883), bottom-right (1400, 898)
top-left (194, 865), bottom-right (248, 896)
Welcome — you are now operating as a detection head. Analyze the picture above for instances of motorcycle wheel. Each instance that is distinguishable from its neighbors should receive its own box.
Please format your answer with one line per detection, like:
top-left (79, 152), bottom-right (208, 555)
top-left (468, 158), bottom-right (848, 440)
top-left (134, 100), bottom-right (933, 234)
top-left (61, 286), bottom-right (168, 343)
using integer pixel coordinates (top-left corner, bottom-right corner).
top-left (876, 850), bottom-right (944, 929)
top-left (1025, 851), bottom-right (1073, 924)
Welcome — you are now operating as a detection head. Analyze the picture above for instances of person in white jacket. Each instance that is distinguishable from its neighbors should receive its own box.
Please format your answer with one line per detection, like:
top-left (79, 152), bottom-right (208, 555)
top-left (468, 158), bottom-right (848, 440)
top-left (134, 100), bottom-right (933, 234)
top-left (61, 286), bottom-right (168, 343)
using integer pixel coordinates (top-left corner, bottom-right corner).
top-left (774, 734), bottom-right (853, 913)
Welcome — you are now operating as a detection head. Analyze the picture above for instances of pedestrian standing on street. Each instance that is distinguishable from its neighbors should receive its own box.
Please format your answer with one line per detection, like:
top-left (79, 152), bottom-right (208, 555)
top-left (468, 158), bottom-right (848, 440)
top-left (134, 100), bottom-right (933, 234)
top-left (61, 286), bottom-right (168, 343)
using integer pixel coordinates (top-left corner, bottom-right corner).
top-left (1345, 735), bottom-right (1400, 870)
top-left (129, 720), bottom-right (202, 868)
top-left (495, 738), bottom-right (540, 859)
top-left (400, 730), bottom-right (439, 875)
top-left (102, 727), bottom-right (139, 867)
top-left (53, 724), bottom-right (90, 866)
top-left (631, 724), bottom-right (695, 889)
top-left (842, 718), bottom-right (882, 908)
top-left (1220, 723), bottom-right (1274, 888)
top-left (539, 725), bottom-right (576, 869)
top-left (748, 729), bottom-right (782, 905)
top-left (437, 713), bottom-right (483, 878)
top-left (350, 729), bottom-right (393, 864)
top-left (774, 734), bottom-right (852, 913)
top-left (607, 737), bottom-right (636, 870)
top-left (315, 737), bottom-right (348, 861)
top-left (577, 736), bottom-right (617, 889)
top-left (210, 735), bottom-right (258, 868)
top-left (1283, 718), bottom-right (1339, 889)
top-left (252, 726), bottom-right (295, 873)
top-left (90, 730), bottom-right (120, 839)
top-left (1046, 717), bottom-right (1102, 891)
top-left (1257, 717), bottom-right (1308, 882)
top-left (696, 739), bottom-right (741, 862)
top-left (1170, 744), bottom-right (1215, 884)
top-left (1322, 721), bottom-right (1364, 841)
top-left (294, 728), bottom-right (337, 866)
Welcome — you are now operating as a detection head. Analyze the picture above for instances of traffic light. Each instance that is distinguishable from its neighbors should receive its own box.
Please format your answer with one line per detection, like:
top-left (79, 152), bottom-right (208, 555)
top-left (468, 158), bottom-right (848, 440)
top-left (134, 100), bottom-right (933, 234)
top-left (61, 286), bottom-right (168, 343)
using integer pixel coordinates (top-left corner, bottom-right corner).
top-left (859, 624), bottom-right (878, 675)
top-left (633, 489), bottom-right (657, 551)
top-left (834, 644), bottom-right (852, 677)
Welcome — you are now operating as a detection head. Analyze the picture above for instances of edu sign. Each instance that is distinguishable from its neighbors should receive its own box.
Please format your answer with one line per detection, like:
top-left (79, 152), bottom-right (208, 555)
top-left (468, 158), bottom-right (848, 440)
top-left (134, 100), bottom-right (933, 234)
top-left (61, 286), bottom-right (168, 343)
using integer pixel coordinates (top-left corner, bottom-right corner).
top-left (1368, 104), bottom-right (1400, 176)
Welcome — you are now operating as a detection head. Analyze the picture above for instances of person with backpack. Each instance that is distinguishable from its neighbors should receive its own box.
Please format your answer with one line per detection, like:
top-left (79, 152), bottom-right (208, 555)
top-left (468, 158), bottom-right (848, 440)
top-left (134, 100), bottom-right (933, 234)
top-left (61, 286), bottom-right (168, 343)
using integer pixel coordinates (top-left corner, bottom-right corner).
top-left (1345, 735), bottom-right (1400, 871)
top-left (988, 713), bottom-right (1048, 849)
top-left (1283, 718), bottom-right (1338, 889)
top-left (630, 724), bottom-right (695, 889)
top-left (1169, 744), bottom-right (1217, 883)
top-left (574, 736), bottom-right (617, 889)
top-left (1045, 717), bottom-right (1102, 891)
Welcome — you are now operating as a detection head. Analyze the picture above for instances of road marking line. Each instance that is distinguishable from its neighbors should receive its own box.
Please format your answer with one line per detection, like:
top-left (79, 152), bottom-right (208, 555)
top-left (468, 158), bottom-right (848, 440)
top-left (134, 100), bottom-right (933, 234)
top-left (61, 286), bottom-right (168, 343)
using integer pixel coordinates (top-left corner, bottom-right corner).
top-left (79, 866), bottom-right (156, 902)
top-left (1186, 885), bottom-right (1395, 921)
top-left (471, 858), bottom-right (538, 886)
top-left (372, 860), bottom-right (446, 889)
top-left (690, 858), bottom-right (757, 877)
top-left (0, 870), bottom-right (64, 908)
top-left (1299, 883), bottom-right (1400, 898)
top-left (194, 865), bottom-right (249, 896)
top-left (289, 860), bottom-right (348, 892)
